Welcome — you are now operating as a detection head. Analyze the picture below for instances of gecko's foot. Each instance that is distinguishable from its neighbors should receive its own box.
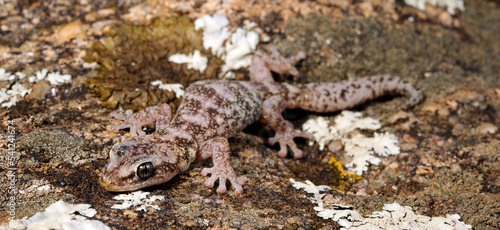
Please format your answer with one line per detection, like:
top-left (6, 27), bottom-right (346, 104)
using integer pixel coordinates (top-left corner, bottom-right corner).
top-left (109, 110), bottom-right (145, 136)
top-left (109, 109), bottom-right (133, 120)
top-left (111, 124), bottom-right (146, 136)
top-left (268, 129), bottom-right (313, 159)
top-left (109, 105), bottom-right (172, 137)
top-left (201, 166), bottom-right (246, 195)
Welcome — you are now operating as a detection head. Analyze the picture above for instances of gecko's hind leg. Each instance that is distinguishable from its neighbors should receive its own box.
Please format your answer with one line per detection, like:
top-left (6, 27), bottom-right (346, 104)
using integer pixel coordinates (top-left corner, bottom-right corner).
top-left (250, 46), bottom-right (306, 82)
top-left (261, 95), bottom-right (313, 159)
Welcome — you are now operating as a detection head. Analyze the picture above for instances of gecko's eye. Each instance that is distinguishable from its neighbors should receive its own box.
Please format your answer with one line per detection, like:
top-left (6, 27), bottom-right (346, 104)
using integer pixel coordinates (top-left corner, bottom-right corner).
top-left (136, 162), bottom-right (155, 179)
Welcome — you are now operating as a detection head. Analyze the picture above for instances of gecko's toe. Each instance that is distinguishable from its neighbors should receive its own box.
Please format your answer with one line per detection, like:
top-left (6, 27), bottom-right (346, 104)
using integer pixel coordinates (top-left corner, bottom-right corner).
top-left (111, 124), bottom-right (123, 132)
top-left (129, 126), bottom-right (146, 137)
top-left (201, 167), bottom-right (212, 176)
top-left (269, 130), bottom-right (311, 159)
top-left (217, 183), bottom-right (227, 195)
top-left (201, 166), bottom-right (245, 195)
top-left (228, 176), bottom-right (246, 195)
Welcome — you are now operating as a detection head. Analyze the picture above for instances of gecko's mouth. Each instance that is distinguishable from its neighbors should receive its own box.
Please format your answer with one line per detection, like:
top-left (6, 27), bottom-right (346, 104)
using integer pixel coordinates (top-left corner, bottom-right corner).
top-left (99, 174), bottom-right (165, 192)
top-left (99, 176), bottom-right (140, 192)
top-left (99, 177), bottom-right (125, 192)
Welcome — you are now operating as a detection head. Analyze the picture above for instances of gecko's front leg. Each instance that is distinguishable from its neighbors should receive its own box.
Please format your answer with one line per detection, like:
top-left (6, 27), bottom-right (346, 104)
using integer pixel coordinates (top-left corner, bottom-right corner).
top-left (261, 95), bottom-right (313, 159)
top-left (109, 104), bottom-right (172, 136)
top-left (199, 137), bottom-right (246, 195)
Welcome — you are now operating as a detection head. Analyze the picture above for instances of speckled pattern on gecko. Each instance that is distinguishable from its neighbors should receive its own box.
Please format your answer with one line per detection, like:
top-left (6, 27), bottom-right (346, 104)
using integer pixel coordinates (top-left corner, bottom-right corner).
top-left (100, 51), bottom-right (423, 195)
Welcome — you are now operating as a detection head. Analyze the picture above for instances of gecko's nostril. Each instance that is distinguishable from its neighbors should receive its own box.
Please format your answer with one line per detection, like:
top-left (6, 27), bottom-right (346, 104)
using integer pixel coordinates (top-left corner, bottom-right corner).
top-left (100, 177), bottom-right (110, 188)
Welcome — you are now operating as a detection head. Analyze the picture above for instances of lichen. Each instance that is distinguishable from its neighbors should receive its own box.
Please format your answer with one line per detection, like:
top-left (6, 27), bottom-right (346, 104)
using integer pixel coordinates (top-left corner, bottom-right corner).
top-left (287, 155), bottom-right (361, 191)
top-left (194, 14), bottom-right (259, 79)
top-left (85, 16), bottom-right (221, 111)
top-left (290, 179), bottom-right (472, 229)
top-left (0, 68), bottom-right (71, 108)
top-left (328, 157), bottom-right (362, 190)
top-left (302, 111), bottom-right (401, 176)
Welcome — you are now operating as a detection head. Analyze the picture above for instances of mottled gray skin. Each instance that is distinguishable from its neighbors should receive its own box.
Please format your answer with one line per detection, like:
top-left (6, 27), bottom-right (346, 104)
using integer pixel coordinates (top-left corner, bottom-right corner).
top-left (100, 76), bottom-right (423, 195)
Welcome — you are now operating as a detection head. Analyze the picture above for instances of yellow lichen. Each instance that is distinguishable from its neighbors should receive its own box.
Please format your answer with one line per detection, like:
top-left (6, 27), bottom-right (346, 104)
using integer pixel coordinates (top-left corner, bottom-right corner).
top-left (328, 157), bottom-right (362, 190)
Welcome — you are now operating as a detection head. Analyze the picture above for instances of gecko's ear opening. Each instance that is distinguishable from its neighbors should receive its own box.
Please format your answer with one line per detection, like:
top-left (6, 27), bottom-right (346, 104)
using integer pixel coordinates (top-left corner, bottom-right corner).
top-left (136, 162), bottom-right (155, 179)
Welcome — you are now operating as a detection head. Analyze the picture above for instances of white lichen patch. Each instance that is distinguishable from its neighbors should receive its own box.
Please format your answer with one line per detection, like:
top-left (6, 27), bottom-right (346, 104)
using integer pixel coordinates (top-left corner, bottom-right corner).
top-left (0, 68), bottom-right (15, 81)
top-left (0, 68), bottom-right (31, 107)
top-left (330, 111), bottom-right (381, 135)
top-left (168, 50), bottom-right (208, 72)
top-left (194, 14), bottom-right (231, 57)
top-left (29, 69), bottom-right (49, 83)
top-left (194, 14), bottom-right (259, 79)
top-left (150, 80), bottom-right (185, 97)
top-left (18, 179), bottom-right (63, 197)
top-left (111, 191), bottom-right (165, 212)
top-left (289, 179), bottom-right (364, 229)
top-left (8, 82), bottom-right (32, 97)
top-left (302, 116), bottom-right (332, 151)
top-left (343, 132), bottom-right (400, 175)
top-left (302, 111), bottom-right (400, 175)
top-left (0, 68), bottom-right (72, 108)
top-left (3, 200), bottom-right (110, 230)
top-left (355, 203), bottom-right (472, 230)
top-left (45, 71), bottom-right (72, 86)
top-left (290, 179), bottom-right (472, 230)
top-left (220, 27), bottom-right (259, 79)
top-left (0, 82), bottom-right (32, 108)
top-left (404, 0), bottom-right (465, 15)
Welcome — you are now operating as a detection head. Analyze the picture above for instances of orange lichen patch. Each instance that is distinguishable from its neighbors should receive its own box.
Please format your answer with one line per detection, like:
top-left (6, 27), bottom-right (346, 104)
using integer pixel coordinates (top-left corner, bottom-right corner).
top-left (415, 166), bottom-right (434, 175)
top-left (421, 102), bottom-right (440, 113)
top-left (328, 157), bottom-right (362, 190)
top-left (45, 21), bottom-right (90, 46)
top-left (446, 89), bottom-right (487, 104)
top-left (357, 2), bottom-right (374, 17)
top-left (84, 8), bottom-right (116, 22)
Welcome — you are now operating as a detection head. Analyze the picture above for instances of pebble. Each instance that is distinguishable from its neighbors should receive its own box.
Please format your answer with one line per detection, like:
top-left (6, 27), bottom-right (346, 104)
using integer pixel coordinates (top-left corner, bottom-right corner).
top-left (26, 80), bottom-right (51, 100)
top-left (475, 122), bottom-right (498, 135)
top-left (421, 103), bottom-right (439, 113)
top-left (400, 142), bottom-right (418, 151)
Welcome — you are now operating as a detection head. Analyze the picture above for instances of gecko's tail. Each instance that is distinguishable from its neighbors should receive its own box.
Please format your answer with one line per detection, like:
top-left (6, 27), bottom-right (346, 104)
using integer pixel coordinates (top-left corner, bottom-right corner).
top-left (286, 75), bottom-right (424, 113)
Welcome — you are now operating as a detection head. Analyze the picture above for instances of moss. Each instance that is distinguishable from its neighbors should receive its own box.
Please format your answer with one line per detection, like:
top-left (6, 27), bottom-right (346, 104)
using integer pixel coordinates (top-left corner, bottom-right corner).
top-left (85, 16), bottom-right (221, 111)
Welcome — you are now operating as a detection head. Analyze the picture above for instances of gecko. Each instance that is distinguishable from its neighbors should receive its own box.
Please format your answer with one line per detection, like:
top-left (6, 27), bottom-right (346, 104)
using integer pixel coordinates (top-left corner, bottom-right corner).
top-left (100, 48), bottom-right (423, 195)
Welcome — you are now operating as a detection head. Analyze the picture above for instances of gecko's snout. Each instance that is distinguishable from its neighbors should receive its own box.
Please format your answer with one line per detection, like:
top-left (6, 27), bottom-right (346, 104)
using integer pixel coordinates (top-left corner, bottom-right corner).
top-left (99, 175), bottom-right (132, 192)
top-left (99, 168), bottom-right (124, 192)
top-left (99, 175), bottom-right (114, 190)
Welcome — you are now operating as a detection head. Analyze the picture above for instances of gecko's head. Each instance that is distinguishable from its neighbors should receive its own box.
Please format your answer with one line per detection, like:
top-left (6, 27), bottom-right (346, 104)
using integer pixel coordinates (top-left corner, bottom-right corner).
top-left (100, 137), bottom-right (192, 192)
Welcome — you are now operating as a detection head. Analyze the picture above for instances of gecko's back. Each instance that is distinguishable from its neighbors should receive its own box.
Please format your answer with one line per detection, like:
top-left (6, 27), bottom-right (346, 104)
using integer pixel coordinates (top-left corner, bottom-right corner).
top-left (169, 81), bottom-right (266, 142)
top-left (167, 75), bottom-right (423, 154)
